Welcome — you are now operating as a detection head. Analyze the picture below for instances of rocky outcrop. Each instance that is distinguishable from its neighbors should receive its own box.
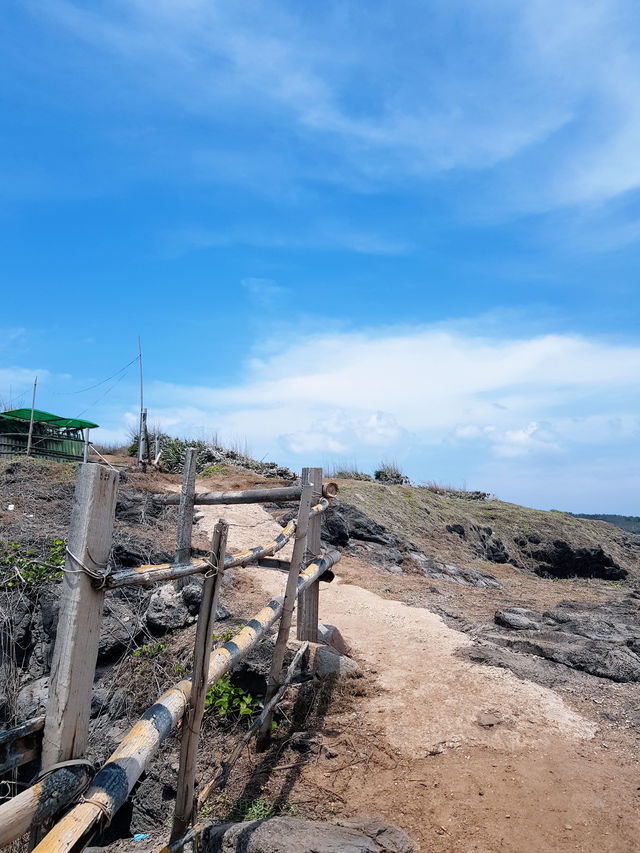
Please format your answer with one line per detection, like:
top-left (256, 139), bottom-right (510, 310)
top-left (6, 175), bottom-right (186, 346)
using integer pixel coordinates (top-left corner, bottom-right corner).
top-left (489, 596), bottom-right (640, 682)
top-left (320, 503), bottom-right (499, 588)
top-left (201, 816), bottom-right (417, 853)
top-left (529, 540), bottom-right (627, 580)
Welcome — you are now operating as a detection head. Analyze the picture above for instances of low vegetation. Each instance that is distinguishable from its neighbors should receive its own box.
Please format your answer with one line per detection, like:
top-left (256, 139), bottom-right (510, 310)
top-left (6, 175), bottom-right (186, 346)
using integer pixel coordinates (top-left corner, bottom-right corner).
top-left (0, 538), bottom-right (65, 587)
top-left (569, 512), bottom-right (640, 534)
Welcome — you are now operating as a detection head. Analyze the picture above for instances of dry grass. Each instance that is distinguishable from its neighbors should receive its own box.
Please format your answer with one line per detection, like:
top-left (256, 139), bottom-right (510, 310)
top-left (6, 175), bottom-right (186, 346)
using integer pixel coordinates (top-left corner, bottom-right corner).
top-left (334, 478), bottom-right (640, 579)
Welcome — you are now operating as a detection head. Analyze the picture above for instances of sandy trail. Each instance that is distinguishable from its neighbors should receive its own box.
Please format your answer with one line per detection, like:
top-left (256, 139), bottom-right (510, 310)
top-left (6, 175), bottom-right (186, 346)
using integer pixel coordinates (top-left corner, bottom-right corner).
top-left (168, 481), bottom-right (295, 559)
top-left (190, 495), bottom-right (594, 753)
top-left (252, 571), bottom-right (595, 753)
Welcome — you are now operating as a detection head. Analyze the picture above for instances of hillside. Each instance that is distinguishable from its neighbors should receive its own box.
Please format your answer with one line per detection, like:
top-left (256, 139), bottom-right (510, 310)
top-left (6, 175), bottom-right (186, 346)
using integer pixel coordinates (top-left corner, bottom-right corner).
top-left (332, 478), bottom-right (640, 580)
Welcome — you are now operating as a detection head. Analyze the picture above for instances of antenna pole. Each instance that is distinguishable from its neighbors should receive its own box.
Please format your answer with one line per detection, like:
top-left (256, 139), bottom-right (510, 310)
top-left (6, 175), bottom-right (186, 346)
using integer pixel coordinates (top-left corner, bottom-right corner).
top-left (26, 377), bottom-right (37, 457)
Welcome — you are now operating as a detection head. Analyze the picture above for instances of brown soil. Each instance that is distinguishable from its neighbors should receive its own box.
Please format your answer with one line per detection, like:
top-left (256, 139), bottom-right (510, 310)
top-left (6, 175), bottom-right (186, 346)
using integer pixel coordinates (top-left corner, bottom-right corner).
top-left (248, 554), bottom-right (640, 853)
top-left (181, 485), bottom-right (640, 853)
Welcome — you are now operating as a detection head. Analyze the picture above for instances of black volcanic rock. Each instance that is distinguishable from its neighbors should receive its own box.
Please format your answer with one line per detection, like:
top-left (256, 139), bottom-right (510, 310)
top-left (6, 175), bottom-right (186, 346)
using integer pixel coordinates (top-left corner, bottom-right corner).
top-left (530, 540), bottom-right (627, 580)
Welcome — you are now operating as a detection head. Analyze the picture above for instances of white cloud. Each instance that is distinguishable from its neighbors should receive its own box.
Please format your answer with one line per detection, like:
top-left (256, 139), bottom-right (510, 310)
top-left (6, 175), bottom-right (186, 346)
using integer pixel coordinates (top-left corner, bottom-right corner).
top-left (143, 325), bottom-right (640, 464)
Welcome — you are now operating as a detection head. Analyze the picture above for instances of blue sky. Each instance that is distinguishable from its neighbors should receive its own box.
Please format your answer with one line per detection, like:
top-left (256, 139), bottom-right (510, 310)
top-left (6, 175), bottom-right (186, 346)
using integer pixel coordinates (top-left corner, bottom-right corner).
top-left (2, 0), bottom-right (639, 513)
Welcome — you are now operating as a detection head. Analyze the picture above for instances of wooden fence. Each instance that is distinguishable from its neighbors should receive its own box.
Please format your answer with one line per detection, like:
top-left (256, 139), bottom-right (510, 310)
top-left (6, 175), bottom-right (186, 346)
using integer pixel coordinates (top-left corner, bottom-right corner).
top-left (0, 459), bottom-right (339, 851)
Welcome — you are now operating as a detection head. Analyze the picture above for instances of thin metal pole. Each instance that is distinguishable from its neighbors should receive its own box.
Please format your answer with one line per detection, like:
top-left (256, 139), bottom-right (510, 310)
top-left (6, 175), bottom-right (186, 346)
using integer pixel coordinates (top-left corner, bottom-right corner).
top-left (138, 336), bottom-right (143, 413)
top-left (26, 377), bottom-right (37, 457)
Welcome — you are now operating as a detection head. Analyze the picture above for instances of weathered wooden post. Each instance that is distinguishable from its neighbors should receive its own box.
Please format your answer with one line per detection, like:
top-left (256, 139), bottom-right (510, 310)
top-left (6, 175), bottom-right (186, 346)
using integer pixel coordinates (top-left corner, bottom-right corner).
top-left (41, 463), bottom-right (119, 768)
top-left (257, 477), bottom-right (313, 748)
top-left (297, 467), bottom-right (322, 641)
top-left (171, 519), bottom-right (228, 846)
top-left (138, 408), bottom-right (147, 471)
top-left (174, 447), bottom-right (198, 589)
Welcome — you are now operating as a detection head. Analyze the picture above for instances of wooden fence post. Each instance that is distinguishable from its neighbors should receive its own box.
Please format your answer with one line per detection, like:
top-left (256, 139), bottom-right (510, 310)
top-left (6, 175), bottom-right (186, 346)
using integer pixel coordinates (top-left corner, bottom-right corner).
top-left (257, 479), bottom-right (313, 748)
top-left (171, 519), bottom-right (228, 846)
top-left (41, 463), bottom-right (119, 768)
top-left (297, 467), bottom-right (322, 641)
top-left (174, 447), bottom-right (198, 589)
top-left (138, 408), bottom-right (148, 471)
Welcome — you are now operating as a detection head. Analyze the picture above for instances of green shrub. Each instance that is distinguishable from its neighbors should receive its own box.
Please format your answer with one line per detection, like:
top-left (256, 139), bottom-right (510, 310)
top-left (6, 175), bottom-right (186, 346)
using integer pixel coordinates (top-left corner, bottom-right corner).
top-left (0, 538), bottom-right (66, 587)
top-left (199, 463), bottom-right (225, 478)
top-left (132, 641), bottom-right (167, 659)
top-left (374, 460), bottom-right (405, 484)
top-left (229, 797), bottom-right (275, 822)
top-left (204, 674), bottom-right (258, 719)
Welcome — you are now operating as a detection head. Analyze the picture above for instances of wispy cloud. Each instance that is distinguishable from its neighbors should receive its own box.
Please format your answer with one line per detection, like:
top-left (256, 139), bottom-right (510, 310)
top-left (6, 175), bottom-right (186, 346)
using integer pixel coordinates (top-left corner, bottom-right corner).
top-left (241, 277), bottom-right (288, 307)
top-left (29, 0), bottom-right (640, 218)
top-left (166, 223), bottom-right (412, 256)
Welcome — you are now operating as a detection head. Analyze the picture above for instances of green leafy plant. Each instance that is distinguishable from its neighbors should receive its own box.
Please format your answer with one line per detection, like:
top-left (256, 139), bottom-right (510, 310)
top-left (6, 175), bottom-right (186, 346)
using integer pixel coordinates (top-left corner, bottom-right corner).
top-left (0, 538), bottom-right (66, 587)
top-left (204, 674), bottom-right (258, 719)
top-left (229, 797), bottom-right (275, 822)
top-left (133, 641), bottom-right (167, 659)
top-left (212, 626), bottom-right (242, 645)
top-left (198, 463), bottom-right (225, 478)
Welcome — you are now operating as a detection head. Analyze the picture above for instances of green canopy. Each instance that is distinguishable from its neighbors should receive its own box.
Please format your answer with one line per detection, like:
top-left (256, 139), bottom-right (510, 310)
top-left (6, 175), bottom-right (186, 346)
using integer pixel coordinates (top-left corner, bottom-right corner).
top-left (0, 409), bottom-right (99, 430)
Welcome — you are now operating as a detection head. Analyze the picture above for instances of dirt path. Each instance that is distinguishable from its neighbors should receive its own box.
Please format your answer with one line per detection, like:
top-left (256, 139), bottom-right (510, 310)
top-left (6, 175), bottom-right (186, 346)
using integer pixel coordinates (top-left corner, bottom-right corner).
top-left (191, 495), bottom-right (639, 852)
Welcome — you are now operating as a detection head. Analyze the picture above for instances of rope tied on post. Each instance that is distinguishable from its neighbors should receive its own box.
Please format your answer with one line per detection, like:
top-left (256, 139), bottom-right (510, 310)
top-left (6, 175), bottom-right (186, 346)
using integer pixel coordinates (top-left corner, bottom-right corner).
top-left (77, 795), bottom-right (112, 828)
top-left (64, 546), bottom-right (109, 588)
top-left (203, 552), bottom-right (221, 578)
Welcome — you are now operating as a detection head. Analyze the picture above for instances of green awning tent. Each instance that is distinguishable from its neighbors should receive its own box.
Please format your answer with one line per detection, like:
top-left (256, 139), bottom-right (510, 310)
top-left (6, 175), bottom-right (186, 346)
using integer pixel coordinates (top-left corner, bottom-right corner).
top-left (0, 409), bottom-right (99, 462)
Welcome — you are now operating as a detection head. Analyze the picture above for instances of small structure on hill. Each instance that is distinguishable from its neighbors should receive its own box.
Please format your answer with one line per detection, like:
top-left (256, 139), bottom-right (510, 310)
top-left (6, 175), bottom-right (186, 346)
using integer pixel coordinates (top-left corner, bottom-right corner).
top-left (0, 408), bottom-right (98, 463)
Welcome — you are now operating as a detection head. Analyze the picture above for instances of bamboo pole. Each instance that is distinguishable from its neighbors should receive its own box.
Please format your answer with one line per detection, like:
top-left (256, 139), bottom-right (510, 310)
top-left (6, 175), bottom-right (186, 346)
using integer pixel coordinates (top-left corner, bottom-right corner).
top-left (31, 552), bottom-right (340, 853)
top-left (42, 464), bottom-right (119, 769)
top-left (171, 520), bottom-right (228, 845)
top-left (156, 483), bottom-right (337, 506)
top-left (257, 476), bottom-right (313, 748)
top-left (0, 714), bottom-right (45, 775)
top-left (297, 468), bottom-right (322, 641)
top-left (106, 500), bottom-right (329, 589)
top-left (0, 764), bottom-right (93, 848)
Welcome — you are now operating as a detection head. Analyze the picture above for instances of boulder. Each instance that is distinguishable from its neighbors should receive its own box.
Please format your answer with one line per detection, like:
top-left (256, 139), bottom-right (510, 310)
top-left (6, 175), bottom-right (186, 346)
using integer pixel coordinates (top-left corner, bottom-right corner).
top-left (318, 623), bottom-right (352, 655)
top-left (201, 816), bottom-right (417, 853)
top-left (99, 596), bottom-right (145, 659)
top-left (495, 608), bottom-right (542, 631)
top-left (145, 584), bottom-right (193, 634)
top-left (407, 552), bottom-right (500, 588)
top-left (181, 579), bottom-right (230, 620)
top-left (321, 504), bottom-right (403, 550)
top-left (489, 596), bottom-right (640, 682)
top-left (16, 676), bottom-right (48, 719)
top-left (115, 490), bottom-right (164, 524)
top-left (130, 770), bottom-right (177, 835)
top-left (313, 645), bottom-right (360, 678)
top-left (111, 537), bottom-right (172, 569)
